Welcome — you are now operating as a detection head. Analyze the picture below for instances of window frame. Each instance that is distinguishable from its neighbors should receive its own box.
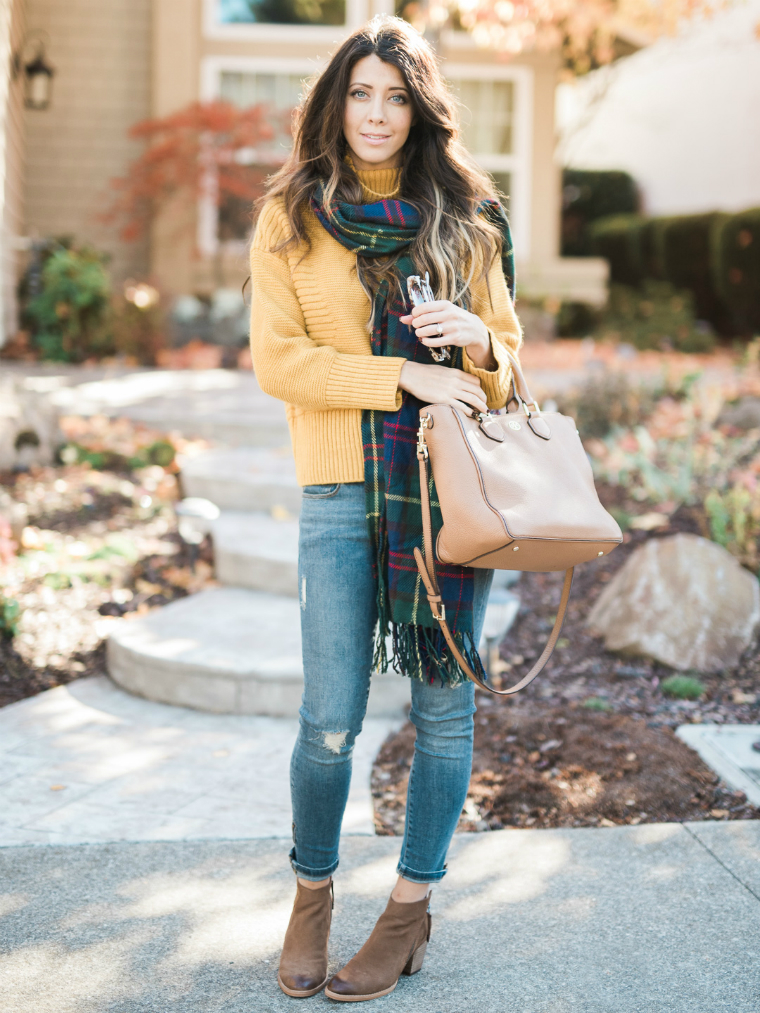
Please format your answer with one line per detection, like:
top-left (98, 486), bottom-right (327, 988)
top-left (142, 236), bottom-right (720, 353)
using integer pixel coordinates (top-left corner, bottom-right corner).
top-left (198, 55), bottom-right (324, 256)
top-left (203, 0), bottom-right (370, 42)
top-left (443, 62), bottom-right (534, 261)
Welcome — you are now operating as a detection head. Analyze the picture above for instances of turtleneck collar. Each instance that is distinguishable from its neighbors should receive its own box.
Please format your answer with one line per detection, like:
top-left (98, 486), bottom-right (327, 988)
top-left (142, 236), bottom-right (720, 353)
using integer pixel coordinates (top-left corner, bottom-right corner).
top-left (355, 166), bottom-right (402, 202)
top-left (344, 154), bottom-right (402, 202)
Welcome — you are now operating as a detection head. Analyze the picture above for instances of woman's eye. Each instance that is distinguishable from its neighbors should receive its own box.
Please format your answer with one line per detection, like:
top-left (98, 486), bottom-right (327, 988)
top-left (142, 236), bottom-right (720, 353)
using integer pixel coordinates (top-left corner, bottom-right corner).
top-left (351, 89), bottom-right (367, 99)
top-left (390, 95), bottom-right (407, 104)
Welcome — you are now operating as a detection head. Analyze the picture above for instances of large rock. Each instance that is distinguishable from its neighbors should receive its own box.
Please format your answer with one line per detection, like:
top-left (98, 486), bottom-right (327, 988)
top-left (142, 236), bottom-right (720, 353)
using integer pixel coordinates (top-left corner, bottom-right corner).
top-left (587, 534), bottom-right (760, 673)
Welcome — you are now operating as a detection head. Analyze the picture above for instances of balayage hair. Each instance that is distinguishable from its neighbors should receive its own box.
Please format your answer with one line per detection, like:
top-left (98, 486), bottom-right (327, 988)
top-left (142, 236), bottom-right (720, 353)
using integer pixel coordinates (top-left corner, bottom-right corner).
top-left (260, 15), bottom-right (505, 309)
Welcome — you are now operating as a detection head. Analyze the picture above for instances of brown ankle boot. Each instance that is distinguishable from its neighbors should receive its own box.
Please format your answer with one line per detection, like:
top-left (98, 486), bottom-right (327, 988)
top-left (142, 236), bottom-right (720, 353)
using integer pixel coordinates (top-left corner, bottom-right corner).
top-left (277, 879), bottom-right (334, 997)
top-left (324, 892), bottom-right (431, 1002)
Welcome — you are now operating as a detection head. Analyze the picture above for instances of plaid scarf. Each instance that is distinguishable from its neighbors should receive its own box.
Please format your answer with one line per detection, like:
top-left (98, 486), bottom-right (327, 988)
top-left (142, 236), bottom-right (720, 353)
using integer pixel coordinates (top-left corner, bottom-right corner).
top-left (310, 184), bottom-right (515, 685)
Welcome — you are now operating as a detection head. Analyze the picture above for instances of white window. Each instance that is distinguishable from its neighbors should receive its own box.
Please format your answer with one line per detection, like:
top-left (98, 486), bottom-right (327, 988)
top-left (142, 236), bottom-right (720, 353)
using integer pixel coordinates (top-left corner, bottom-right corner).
top-left (204, 0), bottom-right (370, 41)
top-left (445, 65), bottom-right (534, 261)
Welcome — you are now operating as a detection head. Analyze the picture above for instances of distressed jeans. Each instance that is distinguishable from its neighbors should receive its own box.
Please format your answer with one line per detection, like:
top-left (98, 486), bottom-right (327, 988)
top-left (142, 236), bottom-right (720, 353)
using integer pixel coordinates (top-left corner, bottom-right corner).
top-left (290, 481), bottom-right (492, 884)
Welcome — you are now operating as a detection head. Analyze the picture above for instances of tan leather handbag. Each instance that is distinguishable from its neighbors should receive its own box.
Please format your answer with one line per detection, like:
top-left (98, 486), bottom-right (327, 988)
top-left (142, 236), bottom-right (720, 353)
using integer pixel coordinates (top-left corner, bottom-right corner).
top-left (414, 349), bottom-right (623, 696)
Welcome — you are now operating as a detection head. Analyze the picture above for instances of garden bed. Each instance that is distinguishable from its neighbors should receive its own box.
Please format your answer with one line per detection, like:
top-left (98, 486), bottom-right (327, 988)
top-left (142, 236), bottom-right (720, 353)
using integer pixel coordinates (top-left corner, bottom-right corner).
top-left (0, 419), bottom-right (215, 709)
top-left (372, 506), bottom-right (760, 834)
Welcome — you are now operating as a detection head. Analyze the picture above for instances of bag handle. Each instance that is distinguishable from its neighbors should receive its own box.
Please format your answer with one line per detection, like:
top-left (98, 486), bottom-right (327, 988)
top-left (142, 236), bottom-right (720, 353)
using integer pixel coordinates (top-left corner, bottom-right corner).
top-left (413, 424), bottom-right (574, 696)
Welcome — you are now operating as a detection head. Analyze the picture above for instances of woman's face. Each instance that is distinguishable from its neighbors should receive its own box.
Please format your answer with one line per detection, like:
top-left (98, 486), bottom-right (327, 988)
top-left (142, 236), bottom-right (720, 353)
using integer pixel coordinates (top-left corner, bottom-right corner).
top-left (343, 54), bottom-right (413, 171)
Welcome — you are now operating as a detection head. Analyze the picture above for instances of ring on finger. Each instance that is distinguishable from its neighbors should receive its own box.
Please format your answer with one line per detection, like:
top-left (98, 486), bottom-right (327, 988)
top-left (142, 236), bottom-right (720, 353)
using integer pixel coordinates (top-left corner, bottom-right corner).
top-left (437, 323), bottom-right (443, 338)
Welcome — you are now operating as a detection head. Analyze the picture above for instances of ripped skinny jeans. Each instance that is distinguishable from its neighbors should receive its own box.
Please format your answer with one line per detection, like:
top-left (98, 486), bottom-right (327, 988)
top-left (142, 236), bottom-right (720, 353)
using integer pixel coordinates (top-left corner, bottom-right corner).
top-left (290, 481), bottom-right (492, 884)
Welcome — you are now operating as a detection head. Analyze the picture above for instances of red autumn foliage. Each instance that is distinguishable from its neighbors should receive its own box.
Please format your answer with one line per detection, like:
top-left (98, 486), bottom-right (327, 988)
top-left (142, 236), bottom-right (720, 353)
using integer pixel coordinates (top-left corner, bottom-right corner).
top-left (102, 100), bottom-right (282, 243)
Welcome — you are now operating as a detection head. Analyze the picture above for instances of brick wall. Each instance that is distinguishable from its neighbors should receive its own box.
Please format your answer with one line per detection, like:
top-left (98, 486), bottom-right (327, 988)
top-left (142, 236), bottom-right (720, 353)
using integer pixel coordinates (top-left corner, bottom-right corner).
top-left (23, 0), bottom-right (152, 286)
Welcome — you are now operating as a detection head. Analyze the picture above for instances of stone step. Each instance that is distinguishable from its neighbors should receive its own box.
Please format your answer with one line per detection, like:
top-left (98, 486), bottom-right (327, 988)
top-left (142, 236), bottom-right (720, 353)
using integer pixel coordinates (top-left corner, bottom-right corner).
top-left (211, 511), bottom-right (299, 595)
top-left (179, 447), bottom-right (302, 513)
top-left (107, 587), bottom-right (410, 718)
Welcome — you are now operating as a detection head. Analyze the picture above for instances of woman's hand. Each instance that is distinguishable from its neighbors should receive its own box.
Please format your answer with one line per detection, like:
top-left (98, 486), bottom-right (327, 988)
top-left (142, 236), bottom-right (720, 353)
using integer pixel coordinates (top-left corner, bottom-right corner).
top-left (398, 361), bottom-right (488, 415)
top-left (400, 300), bottom-right (496, 370)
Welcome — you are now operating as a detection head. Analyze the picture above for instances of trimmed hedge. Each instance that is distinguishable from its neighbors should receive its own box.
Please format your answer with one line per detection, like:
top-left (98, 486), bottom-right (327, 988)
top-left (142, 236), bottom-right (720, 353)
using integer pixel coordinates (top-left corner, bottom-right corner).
top-left (561, 170), bottom-right (639, 257)
top-left (589, 207), bottom-right (760, 337)
top-left (588, 215), bottom-right (646, 285)
top-left (713, 208), bottom-right (760, 333)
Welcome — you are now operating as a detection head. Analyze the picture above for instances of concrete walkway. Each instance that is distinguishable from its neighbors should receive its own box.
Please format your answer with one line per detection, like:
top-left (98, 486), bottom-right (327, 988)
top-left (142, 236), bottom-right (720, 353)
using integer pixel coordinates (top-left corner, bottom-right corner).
top-left (1, 824), bottom-right (758, 1012)
top-left (0, 677), bottom-right (400, 846)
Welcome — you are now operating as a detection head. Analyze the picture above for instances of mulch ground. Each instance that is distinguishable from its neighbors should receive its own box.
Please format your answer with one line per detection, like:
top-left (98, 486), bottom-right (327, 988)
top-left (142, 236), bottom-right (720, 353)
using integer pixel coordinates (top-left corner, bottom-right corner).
top-left (372, 497), bottom-right (760, 834)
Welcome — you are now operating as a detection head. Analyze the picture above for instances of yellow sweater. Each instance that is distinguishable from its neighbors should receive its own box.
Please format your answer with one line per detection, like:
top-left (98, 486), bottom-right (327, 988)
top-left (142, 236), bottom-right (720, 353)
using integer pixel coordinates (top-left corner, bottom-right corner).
top-left (249, 167), bottom-right (523, 486)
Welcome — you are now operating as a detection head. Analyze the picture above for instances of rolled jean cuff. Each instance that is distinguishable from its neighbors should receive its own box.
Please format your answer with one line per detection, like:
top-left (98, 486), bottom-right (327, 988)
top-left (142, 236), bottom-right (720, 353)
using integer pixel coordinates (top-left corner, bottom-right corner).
top-left (396, 861), bottom-right (448, 884)
top-left (289, 846), bottom-right (339, 881)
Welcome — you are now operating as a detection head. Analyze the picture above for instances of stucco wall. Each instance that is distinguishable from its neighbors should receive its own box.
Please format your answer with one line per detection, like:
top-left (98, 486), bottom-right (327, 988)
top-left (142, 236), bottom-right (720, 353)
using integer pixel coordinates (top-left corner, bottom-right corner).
top-left (22, 0), bottom-right (152, 285)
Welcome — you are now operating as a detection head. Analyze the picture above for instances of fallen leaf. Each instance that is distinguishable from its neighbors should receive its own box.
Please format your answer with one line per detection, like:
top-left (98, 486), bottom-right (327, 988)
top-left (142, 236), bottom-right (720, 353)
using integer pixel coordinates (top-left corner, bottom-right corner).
top-left (710, 809), bottom-right (729, 819)
top-left (599, 817), bottom-right (617, 827)
top-left (49, 784), bottom-right (66, 791)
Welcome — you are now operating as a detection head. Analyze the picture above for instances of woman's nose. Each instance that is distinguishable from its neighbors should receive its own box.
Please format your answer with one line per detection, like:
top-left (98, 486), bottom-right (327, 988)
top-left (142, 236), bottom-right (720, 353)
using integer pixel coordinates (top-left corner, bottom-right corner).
top-left (367, 100), bottom-right (386, 124)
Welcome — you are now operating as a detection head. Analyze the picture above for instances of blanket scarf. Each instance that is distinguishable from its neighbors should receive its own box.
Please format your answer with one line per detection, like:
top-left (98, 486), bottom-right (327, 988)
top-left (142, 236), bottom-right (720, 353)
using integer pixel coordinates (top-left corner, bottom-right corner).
top-left (310, 185), bottom-right (515, 686)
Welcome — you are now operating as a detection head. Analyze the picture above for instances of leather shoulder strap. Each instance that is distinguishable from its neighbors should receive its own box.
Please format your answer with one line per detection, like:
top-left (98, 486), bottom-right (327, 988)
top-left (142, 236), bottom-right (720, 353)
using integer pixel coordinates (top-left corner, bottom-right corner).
top-left (414, 447), bottom-right (574, 696)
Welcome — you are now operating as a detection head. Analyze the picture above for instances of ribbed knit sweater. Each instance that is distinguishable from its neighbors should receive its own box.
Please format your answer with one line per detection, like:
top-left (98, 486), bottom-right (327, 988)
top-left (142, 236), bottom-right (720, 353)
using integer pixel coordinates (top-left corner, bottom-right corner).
top-left (248, 166), bottom-right (523, 486)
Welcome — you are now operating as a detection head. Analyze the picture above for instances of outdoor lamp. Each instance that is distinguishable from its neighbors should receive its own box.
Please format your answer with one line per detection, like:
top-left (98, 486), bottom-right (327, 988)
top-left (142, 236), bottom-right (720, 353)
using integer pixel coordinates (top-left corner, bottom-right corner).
top-left (174, 497), bottom-right (220, 569)
top-left (13, 38), bottom-right (55, 111)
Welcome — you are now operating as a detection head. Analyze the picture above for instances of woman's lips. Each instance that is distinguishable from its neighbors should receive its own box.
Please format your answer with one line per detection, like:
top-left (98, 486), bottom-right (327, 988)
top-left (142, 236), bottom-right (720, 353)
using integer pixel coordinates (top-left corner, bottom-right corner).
top-left (360, 133), bottom-right (391, 144)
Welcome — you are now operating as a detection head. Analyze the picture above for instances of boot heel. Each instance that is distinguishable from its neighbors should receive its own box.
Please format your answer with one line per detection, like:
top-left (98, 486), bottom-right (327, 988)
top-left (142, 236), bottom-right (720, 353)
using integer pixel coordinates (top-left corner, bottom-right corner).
top-left (402, 940), bottom-right (427, 976)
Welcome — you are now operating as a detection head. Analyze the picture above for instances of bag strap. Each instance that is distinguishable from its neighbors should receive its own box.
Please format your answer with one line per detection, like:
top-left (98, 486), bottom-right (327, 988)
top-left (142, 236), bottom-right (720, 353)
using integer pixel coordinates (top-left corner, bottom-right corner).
top-left (413, 434), bottom-right (574, 696)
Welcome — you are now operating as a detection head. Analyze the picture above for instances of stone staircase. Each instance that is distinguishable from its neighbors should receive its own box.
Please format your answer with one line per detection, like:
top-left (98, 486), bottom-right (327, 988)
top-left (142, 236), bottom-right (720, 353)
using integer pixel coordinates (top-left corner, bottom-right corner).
top-left (107, 442), bottom-right (520, 719)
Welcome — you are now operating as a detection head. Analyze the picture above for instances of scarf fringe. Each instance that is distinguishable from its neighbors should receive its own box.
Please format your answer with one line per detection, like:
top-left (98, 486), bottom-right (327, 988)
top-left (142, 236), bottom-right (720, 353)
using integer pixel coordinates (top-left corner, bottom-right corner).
top-left (373, 616), bottom-right (487, 688)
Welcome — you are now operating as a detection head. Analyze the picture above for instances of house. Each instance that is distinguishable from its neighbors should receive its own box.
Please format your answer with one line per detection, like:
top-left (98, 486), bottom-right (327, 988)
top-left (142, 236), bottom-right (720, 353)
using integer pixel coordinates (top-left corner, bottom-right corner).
top-left (0, 0), bottom-right (606, 347)
top-left (557, 0), bottom-right (760, 217)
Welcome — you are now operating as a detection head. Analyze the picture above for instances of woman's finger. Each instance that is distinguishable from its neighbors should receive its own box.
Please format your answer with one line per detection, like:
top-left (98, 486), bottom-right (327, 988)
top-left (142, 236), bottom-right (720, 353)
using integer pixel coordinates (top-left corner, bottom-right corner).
top-left (412, 311), bottom-right (453, 332)
top-left (454, 386), bottom-right (488, 413)
top-left (411, 300), bottom-right (452, 319)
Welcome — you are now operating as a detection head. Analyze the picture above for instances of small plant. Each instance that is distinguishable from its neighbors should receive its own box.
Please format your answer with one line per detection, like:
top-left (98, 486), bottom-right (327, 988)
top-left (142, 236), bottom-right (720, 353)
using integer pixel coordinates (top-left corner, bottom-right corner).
top-left (557, 371), bottom-right (656, 439)
top-left (582, 696), bottom-right (613, 711)
top-left (661, 675), bottom-right (705, 700)
top-left (58, 437), bottom-right (175, 473)
top-left (704, 481), bottom-right (760, 573)
top-left (0, 595), bottom-right (21, 638)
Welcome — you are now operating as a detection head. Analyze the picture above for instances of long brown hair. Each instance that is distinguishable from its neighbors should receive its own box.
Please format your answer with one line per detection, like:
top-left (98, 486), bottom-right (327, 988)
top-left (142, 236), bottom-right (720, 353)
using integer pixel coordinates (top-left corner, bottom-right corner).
top-left (260, 15), bottom-right (504, 307)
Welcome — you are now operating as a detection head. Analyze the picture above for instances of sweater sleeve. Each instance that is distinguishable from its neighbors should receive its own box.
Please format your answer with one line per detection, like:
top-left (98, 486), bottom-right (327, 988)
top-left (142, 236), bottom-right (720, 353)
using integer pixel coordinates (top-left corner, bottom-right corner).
top-left (249, 202), bottom-right (404, 412)
top-left (462, 252), bottom-right (523, 410)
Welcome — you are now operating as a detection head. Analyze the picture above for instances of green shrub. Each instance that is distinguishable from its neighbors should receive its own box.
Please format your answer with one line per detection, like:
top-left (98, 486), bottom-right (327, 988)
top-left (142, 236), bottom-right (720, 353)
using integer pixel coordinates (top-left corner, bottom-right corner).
top-left (712, 208), bottom-right (760, 335)
top-left (598, 281), bottom-right (716, 353)
top-left (556, 301), bottom-right (600, 337)
top-left (561, 170), bottom-right (639, 257)
top-left (25, 246), bottom-right (112, 362)
top-left (661, 675), bottom-right (705, 700)
top-left (650, 213), bottom-right (733, 333)
top-left (589, 214), bottom-right (647, 285)
top-left (0, 595), bottom-right (20, 638)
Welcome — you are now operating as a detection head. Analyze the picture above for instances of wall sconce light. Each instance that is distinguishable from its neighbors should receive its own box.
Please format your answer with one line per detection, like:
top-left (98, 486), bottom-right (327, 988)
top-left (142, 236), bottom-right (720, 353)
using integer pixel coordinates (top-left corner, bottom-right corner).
top-left (13, 37), bottom-right (55, 111)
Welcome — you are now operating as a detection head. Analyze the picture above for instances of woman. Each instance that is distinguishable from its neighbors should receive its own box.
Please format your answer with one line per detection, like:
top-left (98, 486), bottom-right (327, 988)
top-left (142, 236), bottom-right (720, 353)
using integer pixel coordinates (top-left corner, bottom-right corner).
top-left (249, 15), bottom-right (522, 1003)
